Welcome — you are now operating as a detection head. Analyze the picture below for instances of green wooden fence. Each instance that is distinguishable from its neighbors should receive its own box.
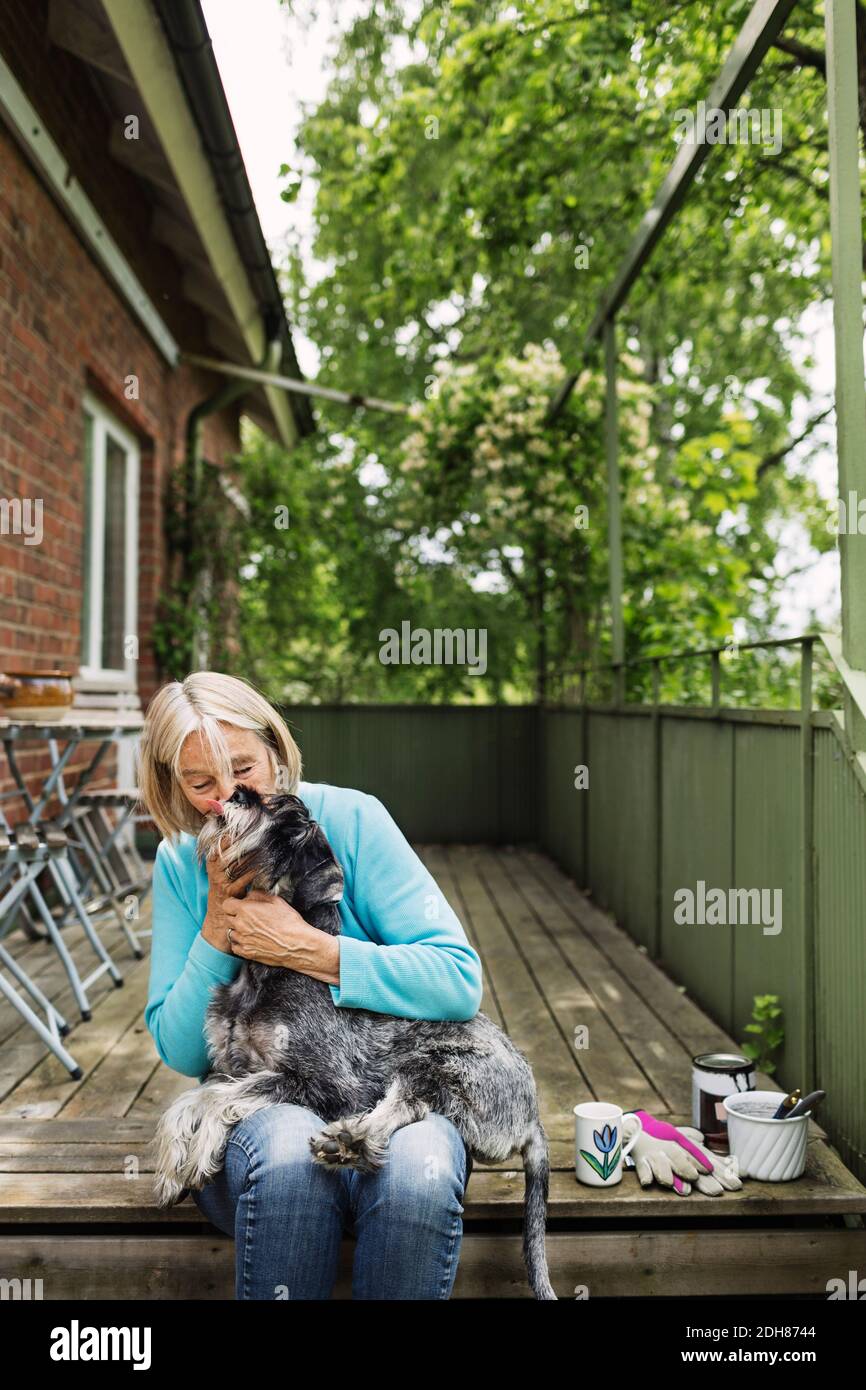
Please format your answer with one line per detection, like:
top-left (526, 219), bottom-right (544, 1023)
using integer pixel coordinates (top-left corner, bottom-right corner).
top-left (279, 684), bottom-right (866, 1186)
top-left (539, 696), bottom-right (866, 1187)
top-left (280, 703), bottom-right (538, 843)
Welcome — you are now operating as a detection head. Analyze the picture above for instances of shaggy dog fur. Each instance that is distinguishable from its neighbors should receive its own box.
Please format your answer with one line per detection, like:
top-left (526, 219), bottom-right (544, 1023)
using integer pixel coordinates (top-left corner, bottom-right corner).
top-left (152, 785), bottom-right (556, 1299)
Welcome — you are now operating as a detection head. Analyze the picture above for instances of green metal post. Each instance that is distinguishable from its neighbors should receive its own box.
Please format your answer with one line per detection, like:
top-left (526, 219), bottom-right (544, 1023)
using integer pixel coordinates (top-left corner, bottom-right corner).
top-left (580, 668), bottom-right (590, 886)
top-left (826, 0), bottom-right (866, 747)
top-left (800, 639), bottom-right (816, 1093)
top-left (710, 650), bottom-right (722, 714)
top-left (651, 658), bottom-right (662, 959)
top-left (604, 318), bottom-right (625, 675)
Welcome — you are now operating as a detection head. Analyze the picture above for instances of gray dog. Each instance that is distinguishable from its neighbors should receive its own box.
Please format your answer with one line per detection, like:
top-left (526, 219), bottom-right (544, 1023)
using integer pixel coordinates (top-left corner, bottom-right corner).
top-left (152, 785), bottom-right (557, 1300)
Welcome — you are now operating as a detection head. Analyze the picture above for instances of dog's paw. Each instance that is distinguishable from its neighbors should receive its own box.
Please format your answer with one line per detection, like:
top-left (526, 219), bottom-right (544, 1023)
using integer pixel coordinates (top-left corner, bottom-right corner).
top-left (153, 1173), bottom-right (192, 1209)
top-left (309, 1119), bottom-right (388, 1174)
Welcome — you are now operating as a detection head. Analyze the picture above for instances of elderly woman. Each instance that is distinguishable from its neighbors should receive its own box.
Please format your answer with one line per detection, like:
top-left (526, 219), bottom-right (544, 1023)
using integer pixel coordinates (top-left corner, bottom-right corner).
top-left (139, 671), bottom-right (482, 1301)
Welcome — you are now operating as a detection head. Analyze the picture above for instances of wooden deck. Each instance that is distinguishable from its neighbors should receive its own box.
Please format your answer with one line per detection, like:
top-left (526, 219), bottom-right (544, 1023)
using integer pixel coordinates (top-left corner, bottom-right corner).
top-left (1, 845), bottom-right (864, 1298)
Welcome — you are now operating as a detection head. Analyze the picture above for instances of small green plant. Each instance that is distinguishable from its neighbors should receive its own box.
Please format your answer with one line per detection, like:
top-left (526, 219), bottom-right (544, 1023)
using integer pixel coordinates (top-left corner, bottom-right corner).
top-left (740, 994), bottom-right (784, 1075)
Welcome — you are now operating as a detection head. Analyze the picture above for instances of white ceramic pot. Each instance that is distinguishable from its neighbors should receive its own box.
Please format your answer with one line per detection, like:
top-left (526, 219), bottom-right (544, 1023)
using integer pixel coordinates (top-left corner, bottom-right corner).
top-left (723, 1090), bottom-right (810, 1181)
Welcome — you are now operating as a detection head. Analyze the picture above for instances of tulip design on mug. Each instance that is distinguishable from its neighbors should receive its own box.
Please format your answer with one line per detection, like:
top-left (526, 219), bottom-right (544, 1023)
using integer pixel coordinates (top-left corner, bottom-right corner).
top-left (580, 1123), bottom-right (621, 1182)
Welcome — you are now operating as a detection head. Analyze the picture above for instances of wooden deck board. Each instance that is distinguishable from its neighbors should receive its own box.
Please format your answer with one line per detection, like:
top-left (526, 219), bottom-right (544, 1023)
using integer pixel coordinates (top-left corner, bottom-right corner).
top-left (1, 843), bottom-right (863, 1297)
top-left (463, 845), bottom-right (670, 1118)
top-left (9, 1229), bottom-right (862, 1299)
top-left (0, 959), bottom-right (152, 1120)
top-left (420, 846), bottom-right (507, 1030)
top-left (0, 919), bottom-right (134, 1097)
top-left (0, 1134), bottom-right (861, 1218)
top-left (432, 846), bottom-right (584, 1138)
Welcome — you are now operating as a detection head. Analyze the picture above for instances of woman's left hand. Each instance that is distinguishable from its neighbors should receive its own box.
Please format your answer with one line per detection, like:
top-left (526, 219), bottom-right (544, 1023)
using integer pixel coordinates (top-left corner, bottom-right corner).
top-left (222, 890), bottom-right (340, 985)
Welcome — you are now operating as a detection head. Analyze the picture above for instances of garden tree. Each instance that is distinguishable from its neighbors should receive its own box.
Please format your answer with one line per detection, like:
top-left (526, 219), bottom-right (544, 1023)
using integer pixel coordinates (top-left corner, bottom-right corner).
top-left (395, 343), bottom-right (835, 704)
top-left (232, 422), bottom-right (527, 700)
top-left (398, 345), bottom-right (621, 701)
top-left (251, 0), bottom-right (841, 701)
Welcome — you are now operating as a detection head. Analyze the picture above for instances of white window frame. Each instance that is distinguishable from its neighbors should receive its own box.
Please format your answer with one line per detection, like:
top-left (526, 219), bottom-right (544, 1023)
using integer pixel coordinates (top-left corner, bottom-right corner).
top-left (80, 391), bottom-right (140, 686)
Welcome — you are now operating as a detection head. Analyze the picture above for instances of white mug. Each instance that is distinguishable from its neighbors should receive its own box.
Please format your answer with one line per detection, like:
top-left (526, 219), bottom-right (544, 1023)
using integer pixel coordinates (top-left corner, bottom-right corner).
top-left (574, 1103), bottom-right (642, 1186)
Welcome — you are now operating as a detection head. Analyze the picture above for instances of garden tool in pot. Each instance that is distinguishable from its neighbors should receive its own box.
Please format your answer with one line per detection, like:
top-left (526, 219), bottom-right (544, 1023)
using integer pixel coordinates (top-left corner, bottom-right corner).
top-left (622, 1109), bottom-right (744, 1196)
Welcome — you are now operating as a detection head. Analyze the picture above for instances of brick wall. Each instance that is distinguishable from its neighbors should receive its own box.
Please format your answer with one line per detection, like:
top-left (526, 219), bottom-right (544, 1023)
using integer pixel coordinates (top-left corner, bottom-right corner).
top-left (0, 4), bottom-right (248, 817)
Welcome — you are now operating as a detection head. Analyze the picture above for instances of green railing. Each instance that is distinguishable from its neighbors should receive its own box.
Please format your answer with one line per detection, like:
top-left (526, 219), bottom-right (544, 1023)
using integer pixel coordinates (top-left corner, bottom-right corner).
top-left (539, 630), bottom-right (866, 1185)
top-left (551, 634), bottom-right (847, 715)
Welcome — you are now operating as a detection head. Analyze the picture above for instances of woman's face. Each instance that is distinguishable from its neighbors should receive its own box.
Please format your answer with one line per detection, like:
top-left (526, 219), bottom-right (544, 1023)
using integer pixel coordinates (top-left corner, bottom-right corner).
top-left (177, 722), bottom-right (276, 818)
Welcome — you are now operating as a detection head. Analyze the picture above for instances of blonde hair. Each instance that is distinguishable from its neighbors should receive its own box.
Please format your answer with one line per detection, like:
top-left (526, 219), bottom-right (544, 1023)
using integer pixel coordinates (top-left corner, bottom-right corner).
top-left (137, 671), bottom-right (302, 841)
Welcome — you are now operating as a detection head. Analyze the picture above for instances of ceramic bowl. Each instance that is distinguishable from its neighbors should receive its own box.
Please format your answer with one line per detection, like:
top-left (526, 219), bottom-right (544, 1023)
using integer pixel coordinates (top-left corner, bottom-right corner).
top-left (0, 670), bottom-right (75, 722)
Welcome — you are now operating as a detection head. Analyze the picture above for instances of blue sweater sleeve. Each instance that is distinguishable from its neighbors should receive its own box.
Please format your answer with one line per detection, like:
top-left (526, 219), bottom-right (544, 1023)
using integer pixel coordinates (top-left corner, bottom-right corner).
top-left (329, 792), bottom-right (483, 1022)
top-left (144, 839), bottom-right (243, 1079)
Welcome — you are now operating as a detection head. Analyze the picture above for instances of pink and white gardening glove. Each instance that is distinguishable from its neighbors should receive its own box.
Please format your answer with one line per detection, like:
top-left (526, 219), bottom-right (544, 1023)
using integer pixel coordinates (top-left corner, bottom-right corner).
top-left (624, 1110), bottom-right (743, 1196)
top-left (673, 1126), bottom-right (743, 1195)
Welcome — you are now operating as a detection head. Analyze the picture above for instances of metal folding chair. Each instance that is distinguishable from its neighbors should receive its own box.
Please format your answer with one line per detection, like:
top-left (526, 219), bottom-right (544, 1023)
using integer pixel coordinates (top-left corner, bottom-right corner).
top-left (0, 823), bottom-right (89, 1079)
top-left (67, 787), bottom-right (153, 956)
top-left (0, 791), bottom-right (124, 1021)
top-left (0, 724), bottom-right (145, 963)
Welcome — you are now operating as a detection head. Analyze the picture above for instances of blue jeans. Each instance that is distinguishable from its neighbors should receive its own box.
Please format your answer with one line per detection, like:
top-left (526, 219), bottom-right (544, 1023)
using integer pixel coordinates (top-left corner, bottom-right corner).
top-left (191, 1103), bottom-right (473, 1299)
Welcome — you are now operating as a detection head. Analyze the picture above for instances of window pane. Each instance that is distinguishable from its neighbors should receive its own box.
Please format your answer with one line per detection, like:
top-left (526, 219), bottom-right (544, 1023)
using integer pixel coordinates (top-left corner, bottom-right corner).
top-left (80, 412), bottom-right (94, 665)
top-left (101, 435), bottom-right (127, 670)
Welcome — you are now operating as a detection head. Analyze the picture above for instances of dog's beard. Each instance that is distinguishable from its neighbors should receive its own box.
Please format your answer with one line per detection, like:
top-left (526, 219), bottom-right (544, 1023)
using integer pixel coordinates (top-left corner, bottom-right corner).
top-left (196, 800), bottom-right (269, 878)
top-left (195, 792), bottom-right (336, 913)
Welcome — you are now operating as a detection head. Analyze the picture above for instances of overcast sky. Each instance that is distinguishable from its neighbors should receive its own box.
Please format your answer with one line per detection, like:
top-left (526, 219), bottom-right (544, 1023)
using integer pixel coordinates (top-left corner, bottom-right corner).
top-left (202, 0), bottom-right (841, 634)
top-left (201, 0), bottom-right (347, 377)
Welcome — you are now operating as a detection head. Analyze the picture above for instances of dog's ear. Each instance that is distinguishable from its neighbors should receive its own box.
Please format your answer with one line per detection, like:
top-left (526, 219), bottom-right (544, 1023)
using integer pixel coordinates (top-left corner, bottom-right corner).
top-left (266, 792), bottom-right (319, 851)
top-left (287, 819), bottom-right (319, 853)
top-left (268, 792), bottom-right (314, 825)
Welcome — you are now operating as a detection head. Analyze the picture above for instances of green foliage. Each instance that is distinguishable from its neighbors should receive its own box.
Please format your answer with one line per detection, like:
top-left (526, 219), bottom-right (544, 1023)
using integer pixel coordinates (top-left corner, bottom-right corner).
top-left (740, 993), bottom-right (785, 1076)
top-left (238, 0), bottom-right (841, 702)
top-left (232, 420), bottom-right (526, 701)
top-left (152, 453), bottom-right (253, 681)
top-left (152, 463), bottom-right (198, 680)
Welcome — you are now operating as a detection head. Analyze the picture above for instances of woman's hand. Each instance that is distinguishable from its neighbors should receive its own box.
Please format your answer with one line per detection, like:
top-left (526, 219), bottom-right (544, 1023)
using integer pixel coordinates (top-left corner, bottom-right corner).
top-left (200, 853), bottom-right (259, 955)
top-left (222, 890), bottom-right (341, 986)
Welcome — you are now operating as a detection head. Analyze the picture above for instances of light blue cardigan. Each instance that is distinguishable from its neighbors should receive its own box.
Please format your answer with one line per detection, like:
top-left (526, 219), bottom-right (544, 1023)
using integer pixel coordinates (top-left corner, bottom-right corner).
top-left (145, 780), bottom-right (484, 1080)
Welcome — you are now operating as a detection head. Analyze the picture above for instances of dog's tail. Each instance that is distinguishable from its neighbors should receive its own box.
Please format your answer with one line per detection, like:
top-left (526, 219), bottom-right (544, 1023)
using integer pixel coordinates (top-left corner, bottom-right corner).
top-left (521, 1121), bottom-right (557, 1300)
